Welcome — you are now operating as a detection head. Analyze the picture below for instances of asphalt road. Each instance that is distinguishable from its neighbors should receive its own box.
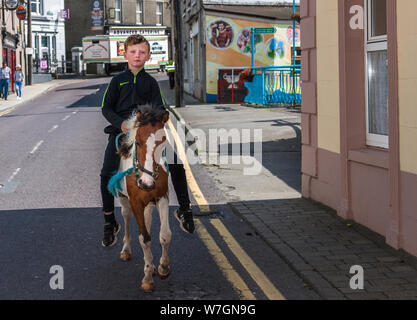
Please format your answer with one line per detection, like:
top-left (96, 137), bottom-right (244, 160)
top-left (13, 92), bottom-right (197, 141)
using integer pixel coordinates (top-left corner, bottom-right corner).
top-left (0, 74), bottom-right (319, 300)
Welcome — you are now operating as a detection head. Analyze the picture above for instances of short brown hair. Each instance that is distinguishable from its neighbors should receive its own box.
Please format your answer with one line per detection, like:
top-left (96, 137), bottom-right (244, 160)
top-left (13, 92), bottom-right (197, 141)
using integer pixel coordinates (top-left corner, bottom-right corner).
top-left (124, 34), bottom-right (150, 53)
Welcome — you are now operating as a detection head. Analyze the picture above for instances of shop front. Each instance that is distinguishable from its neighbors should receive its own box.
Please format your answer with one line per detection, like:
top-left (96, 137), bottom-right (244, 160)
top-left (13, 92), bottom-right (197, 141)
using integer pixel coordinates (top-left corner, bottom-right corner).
top-left (2, 33), bottom-right (19, 93)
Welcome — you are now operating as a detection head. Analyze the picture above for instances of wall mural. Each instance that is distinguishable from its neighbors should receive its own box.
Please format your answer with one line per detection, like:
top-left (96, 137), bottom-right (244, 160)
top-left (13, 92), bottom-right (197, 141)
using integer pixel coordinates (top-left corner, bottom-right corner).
top-left (207, 19), bottom-right (234, 49)
top-left (205, 15), bottom-right (300, 102)
top-left (236, 28), bottom-right (263, 55)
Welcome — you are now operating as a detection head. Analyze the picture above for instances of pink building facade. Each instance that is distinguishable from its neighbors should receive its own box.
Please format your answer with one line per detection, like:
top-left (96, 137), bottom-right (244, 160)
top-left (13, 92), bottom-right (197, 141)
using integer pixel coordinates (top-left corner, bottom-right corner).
top-left (301, 0), bottom-right (417, 257)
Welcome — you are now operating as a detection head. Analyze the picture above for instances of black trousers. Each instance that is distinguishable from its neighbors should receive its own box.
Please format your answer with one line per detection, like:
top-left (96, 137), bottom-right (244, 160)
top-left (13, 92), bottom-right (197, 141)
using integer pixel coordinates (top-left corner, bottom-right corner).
top-left (100, 134), bottom-right (191, 213)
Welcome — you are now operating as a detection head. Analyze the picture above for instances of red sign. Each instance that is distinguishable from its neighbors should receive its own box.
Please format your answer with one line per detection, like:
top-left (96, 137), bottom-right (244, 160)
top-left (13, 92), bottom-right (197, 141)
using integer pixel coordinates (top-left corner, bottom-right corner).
top-left (16, 5), bottom-right (26, 20)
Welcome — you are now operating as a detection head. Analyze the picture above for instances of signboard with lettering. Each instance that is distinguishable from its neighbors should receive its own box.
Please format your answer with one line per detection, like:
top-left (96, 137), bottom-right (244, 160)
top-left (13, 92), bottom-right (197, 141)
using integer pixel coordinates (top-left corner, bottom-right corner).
top-left (82, 37), bottom-right (110, 62)
top-left (254, 27), bottom-right (276, 34)
top-left (60, 9), bottom-right (70, 20)
top-left (40, 60), bottom-right (48, 70)
top-left (91, 0), bottom-right (104, 30)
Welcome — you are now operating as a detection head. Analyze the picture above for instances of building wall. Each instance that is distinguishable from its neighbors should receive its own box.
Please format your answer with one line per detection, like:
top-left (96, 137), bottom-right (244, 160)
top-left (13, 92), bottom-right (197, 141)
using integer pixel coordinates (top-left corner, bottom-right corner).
top-left (302, 0), bottom-right (417, 257)
top-left (28, 0), bottom-right (66, 73)
top-left (106, 0), bottom-right (171, 27)
top-left (301, 0), bottom-right (341, 210)
top-left (65, 0), bottom-right (172, 62)
top-left (398, 0), bottom-right (417, 175)
top-left (0, 7), bottom-right (26, 88)
top-left (397, 0), bottom-right (417, 256)
top-left (64, 0), bottom-right (101, 59)
top-left (316, 0), bottom-right (339, 154)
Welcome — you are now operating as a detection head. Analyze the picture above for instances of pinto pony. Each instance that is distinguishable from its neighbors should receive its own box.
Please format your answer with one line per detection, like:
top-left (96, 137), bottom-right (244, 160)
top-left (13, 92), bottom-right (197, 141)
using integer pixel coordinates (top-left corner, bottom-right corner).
top-left (108, 105), bottom-right (170, 291)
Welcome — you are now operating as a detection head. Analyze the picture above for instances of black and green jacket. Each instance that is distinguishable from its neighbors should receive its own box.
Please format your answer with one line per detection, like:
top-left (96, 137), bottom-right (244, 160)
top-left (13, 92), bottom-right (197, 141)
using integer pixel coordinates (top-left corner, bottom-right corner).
top-left (101, 68), bottom-right (165, 131)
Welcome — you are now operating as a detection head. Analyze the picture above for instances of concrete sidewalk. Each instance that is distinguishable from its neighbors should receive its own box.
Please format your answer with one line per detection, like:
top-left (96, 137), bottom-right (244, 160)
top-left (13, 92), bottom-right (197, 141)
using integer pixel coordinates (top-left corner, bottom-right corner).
top-left (159, 81), bottom-right (417, 300)
top-left (0, 78), bottom-right (87, 114)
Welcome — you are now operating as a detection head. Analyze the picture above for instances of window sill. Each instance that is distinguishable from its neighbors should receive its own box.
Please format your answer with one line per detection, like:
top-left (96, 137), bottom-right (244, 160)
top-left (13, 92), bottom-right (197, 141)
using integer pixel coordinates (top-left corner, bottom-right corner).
top-left (348, 148), bottom-right (389, 169)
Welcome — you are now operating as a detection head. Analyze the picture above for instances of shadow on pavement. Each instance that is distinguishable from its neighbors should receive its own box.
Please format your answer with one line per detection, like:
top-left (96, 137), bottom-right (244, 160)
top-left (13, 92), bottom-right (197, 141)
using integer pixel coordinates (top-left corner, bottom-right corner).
top-left (64, 84), bottom-right (108, 109)
top-left (0, 207), bottom-right (231, 300)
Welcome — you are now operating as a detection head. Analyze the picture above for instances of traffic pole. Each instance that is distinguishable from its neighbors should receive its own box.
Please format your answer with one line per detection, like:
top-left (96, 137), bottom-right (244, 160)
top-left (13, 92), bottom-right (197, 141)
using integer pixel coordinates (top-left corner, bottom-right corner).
top-left (172, 0), bottom-right (184, 107)
top-left (27, 0), bottom-right (33, 85)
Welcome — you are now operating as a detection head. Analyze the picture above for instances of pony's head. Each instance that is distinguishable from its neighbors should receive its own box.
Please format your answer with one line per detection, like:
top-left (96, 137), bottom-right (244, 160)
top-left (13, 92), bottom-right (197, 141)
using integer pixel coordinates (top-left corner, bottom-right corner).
top-left (124, 104), bottom-right (169, 190)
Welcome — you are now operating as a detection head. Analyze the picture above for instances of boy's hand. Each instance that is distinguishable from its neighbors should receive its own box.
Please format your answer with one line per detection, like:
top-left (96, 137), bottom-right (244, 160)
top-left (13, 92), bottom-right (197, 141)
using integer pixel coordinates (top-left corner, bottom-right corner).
top-left (121, 121), bottom-right (128, 134)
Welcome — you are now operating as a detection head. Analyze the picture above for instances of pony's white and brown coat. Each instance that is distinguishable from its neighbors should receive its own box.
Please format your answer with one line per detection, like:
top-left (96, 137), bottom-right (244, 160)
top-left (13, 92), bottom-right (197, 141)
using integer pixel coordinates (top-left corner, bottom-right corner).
top-left (115, 108), bottom-right (171, 291)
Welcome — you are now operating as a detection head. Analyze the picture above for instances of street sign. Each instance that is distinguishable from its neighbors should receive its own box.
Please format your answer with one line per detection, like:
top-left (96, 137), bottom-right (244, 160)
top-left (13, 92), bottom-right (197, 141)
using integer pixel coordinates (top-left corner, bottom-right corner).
top-left (40, 60), bottom-right (48, 70)
top-left (60, 9), bottom-right (70, 20)
top-left (16, 5), bottom-right (26, 20)
top-left (254, 27), bottom-right (276, 34)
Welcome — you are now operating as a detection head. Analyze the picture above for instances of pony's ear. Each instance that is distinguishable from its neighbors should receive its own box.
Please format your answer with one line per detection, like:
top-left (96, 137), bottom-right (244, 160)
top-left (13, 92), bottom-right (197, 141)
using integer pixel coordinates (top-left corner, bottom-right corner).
top-left (162, 111), bottom-right (169, 124)
top-left (136, 111), bottom-right (142, 120)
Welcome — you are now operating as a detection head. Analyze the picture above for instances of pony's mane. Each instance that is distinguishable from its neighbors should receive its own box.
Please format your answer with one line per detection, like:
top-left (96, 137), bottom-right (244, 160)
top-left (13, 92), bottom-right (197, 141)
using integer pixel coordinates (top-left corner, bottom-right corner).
top-left (118, 105), bottom-right (166, 159)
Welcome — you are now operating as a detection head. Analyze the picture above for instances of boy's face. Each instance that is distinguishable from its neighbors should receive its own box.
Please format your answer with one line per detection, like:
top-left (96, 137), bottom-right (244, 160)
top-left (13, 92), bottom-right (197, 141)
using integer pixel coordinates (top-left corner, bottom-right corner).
top-left (124, 43), bottom-right (150, 70)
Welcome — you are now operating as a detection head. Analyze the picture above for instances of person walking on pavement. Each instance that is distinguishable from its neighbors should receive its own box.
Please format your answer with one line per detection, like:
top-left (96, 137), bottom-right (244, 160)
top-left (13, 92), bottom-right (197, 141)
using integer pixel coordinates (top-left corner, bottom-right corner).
top-left (14, 65), bottom-right (24, 100)
top-left (0, 62), bottom-right (11, 100)
top-left (100, 34), bottom-right (195, 247)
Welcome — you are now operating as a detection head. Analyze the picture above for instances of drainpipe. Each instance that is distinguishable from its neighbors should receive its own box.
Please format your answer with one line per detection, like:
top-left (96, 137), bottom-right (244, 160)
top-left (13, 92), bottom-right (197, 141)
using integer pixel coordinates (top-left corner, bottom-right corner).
top-left (292, 0), bottom-right (296, 105)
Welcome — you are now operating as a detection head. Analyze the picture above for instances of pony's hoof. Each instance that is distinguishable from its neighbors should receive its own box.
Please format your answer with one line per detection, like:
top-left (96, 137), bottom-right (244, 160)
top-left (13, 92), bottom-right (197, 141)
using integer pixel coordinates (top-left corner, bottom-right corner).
top-left (120, 251), bottom-right (131, 261)
top-left (158, 265), bottom-right (171, 280)
top-left (141, 282), bottom-right (154, 292)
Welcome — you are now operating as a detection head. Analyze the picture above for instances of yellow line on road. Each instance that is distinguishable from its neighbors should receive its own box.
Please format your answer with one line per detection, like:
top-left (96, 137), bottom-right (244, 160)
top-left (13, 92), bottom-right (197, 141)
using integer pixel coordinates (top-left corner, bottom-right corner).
top-left (166, 118), bottom-right (209, 212)
top-left (211, 219), bottom-right (286, 300)
top-left (195, 219), bottom-right (256, 300)
top-left (167, 117), bottom-right (286, 300)
top-left (0, 107), bottom-right (15, 117)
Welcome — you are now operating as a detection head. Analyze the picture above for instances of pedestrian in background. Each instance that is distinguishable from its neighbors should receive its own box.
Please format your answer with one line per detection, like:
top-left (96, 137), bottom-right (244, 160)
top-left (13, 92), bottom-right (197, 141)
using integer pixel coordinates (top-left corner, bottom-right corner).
top-left (14, 65), bottom-right (24, 100)
top-left (0, 62), bottom-right (11, 100)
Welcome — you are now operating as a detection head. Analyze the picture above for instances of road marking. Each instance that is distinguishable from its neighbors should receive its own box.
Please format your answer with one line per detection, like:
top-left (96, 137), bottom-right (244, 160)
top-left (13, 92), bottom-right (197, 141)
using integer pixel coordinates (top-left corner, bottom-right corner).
top-left (8, 168), bottom-right (21, 182)
top-left (48, 125), bottom-right (59, 133)
top-left (0, 107), bottom-right (15, 117)
top-left (166, 119), bottom-right (209, 212)
top-left (167, 118), bottom-right (286, 300)
top-left (211, 219), bottom-right (286, 300)
top-left (30, 140), bottom-right (44, 154)
top-left (62, 115), bottom-right (71, 121)
top-left (195, 219), bottom-right (256, 300)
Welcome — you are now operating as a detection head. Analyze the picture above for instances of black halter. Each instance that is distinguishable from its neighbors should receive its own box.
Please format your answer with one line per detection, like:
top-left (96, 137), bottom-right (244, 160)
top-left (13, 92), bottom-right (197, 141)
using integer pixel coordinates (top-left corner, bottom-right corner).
top-left (134, 141), bottom-right (160, 181)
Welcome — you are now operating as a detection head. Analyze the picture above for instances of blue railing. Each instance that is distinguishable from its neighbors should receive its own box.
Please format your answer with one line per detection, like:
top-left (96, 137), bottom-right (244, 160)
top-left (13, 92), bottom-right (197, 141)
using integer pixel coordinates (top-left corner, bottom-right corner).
top-left (244, 65), bottom-right (301, 106)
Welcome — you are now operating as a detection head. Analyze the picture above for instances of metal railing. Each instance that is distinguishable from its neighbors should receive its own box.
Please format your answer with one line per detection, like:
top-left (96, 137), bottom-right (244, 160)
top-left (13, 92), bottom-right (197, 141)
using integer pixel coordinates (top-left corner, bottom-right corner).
top-left (244, 65), bottom-right (301, 106)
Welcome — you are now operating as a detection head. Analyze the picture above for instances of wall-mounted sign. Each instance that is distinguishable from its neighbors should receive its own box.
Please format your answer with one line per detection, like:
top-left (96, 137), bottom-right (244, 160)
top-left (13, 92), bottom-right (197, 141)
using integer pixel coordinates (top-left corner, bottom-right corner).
top-left (40, 60), bottom-right (48, 70)
top-left (91, 0), bottom-right (104, 31)
top-left (60, 9), bottom-right (70, 19)
top-left (108, 8), bottom-right (115, 19)
top-left (16, 5), bottom-right (26, 20)
top-left (5, 0), bottom-right (19, 11)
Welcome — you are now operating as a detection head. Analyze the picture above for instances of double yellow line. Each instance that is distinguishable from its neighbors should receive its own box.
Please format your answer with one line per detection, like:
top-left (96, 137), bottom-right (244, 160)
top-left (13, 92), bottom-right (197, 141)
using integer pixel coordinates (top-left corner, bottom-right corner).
top-left (0, 107), bottom-right (15, 117)
top-left (167, 118), bottom-right (285, 300)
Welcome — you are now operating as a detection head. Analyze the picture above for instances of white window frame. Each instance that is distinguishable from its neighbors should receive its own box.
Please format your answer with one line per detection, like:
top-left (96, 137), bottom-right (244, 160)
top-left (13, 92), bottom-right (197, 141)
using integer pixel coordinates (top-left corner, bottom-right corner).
top-left (31, 0), bottom-right (43, 15)
top-left (136, 0), bottom-right (143, 25)
top-left (115, 0), bottom-right (122, 23)
top-left (156, 2), bottom-right (163, 26)
top-left (365, 0), bottom-right (388, 148)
